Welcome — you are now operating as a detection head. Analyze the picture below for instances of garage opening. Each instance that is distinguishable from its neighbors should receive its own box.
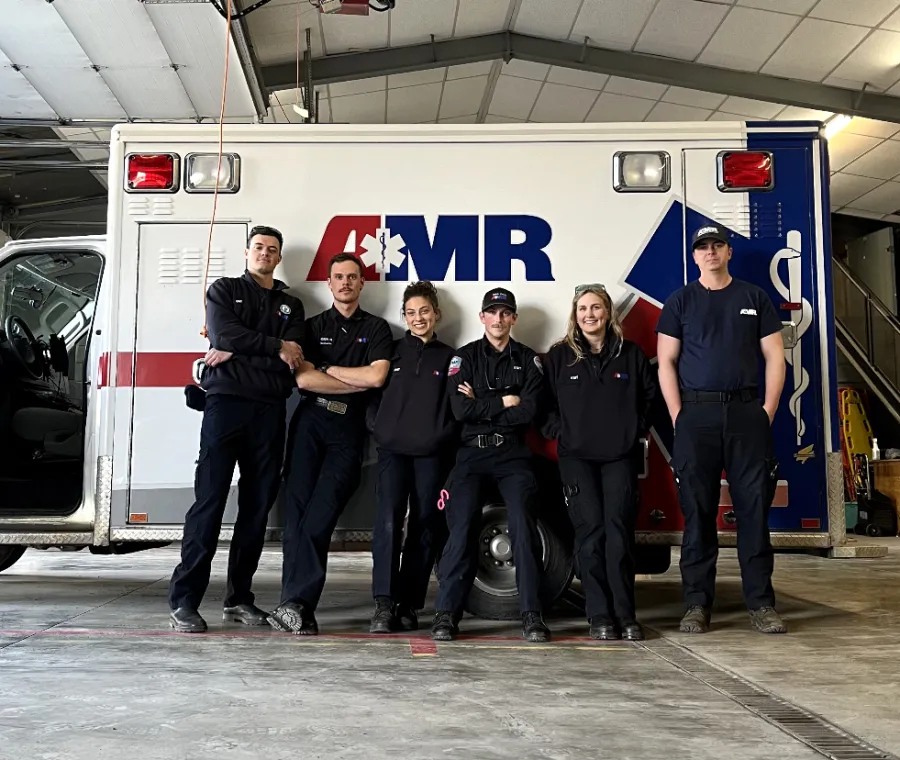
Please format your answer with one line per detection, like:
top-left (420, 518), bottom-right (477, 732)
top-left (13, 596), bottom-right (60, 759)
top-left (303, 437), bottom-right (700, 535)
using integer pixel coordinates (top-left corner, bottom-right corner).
top-left (0, 248), bottom-right (103, 515)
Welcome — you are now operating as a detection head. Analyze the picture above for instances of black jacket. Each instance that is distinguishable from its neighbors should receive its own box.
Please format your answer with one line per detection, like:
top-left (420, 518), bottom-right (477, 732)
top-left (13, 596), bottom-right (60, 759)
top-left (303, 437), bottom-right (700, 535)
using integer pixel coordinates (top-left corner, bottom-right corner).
top-left (200, 272), bottom-right (306, 403)
top-left (449, 336), bottom-right (543, 443)
top-left (370, 332), bottom-right (459, 456)
top-left (542, 335), bottom-right (657, 462)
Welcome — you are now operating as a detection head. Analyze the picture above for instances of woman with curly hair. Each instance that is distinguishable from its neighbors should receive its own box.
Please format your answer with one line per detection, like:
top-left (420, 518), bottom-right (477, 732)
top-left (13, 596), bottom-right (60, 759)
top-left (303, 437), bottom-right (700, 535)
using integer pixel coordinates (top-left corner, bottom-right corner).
top-left (368, 281), bottom-right (458, 633)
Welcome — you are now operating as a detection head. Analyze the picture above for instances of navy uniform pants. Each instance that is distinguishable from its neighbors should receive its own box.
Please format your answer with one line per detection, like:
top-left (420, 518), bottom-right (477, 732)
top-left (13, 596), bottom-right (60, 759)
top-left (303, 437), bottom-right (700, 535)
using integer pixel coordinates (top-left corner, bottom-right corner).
top-left (557, 453), bottom-right (639, 624)
top-left (280, 404), bottom-right (365, 610)
top-left (672, 395), bottom-right (779, 611)
top-left (168, 394), bottom-right (285, 611)
top-left (435, 442), bottom-right (543, 615)
top-left (371, 448), bottom-right (452, 610)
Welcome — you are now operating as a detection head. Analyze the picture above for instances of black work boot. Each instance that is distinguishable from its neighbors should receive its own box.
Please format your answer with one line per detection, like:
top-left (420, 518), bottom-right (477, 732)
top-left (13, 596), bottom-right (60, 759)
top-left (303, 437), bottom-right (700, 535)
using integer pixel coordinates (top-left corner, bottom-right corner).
top-left (522, 611), bottom-right (551, 643)
top-left (431, 610), bottom-right (459, 641)
top-left (749, 606), bottom-right (787, 634)
top-left (170, 607), bottom-right (207, 633)
top-left (620, 620), bottom-right (645, 641)
top-left (589, 618), bottom-right (619, 640)
top-left (223, 603), bottom-right (269, 626)
top-left (268, 602), bottom-right (319, 635)
top-left (679, 605), bottom-right (711, 633)
top-left (369, 596), bottom-right (397, 634)
top-left (395, 604), bottom-right (419, 632)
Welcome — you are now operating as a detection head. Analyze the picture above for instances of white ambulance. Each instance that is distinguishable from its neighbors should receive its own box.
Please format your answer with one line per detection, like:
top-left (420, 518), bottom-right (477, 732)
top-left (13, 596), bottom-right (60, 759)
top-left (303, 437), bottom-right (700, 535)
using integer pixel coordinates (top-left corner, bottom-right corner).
top-left (0, 121), bottom-right (846, 618)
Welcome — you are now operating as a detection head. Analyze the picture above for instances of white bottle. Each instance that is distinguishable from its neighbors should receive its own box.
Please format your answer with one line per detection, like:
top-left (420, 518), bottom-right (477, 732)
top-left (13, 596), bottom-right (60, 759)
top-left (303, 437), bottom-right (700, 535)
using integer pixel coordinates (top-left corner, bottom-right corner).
top-left (872, 438), bottom-right (880, 461)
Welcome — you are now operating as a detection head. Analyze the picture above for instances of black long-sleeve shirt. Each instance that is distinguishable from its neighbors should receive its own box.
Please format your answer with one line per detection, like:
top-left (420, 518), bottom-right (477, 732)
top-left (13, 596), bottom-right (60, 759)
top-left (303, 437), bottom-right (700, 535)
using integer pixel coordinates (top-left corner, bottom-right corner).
top-left (542, 335), bottom-right (657, 462)
top-left (448, 336), bottom-right (543, 443)
top-left (200, 272), bottom-right (306, 402)
top-left (370, 332), bottom-right (459, 456)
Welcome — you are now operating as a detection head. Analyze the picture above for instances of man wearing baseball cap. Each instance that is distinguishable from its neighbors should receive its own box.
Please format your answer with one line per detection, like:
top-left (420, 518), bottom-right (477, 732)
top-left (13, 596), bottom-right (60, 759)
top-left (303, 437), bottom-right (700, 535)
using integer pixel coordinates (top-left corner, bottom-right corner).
top-left (430, 287), bottom-right (550, 643)
top-left (656, 222), bottom-right (787, 635)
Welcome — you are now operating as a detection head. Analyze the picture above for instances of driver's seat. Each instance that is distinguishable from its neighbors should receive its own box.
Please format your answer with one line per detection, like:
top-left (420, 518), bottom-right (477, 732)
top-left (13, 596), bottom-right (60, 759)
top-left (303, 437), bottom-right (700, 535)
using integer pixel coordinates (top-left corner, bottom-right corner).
top-left (12, 408), bottom-right (83, 459)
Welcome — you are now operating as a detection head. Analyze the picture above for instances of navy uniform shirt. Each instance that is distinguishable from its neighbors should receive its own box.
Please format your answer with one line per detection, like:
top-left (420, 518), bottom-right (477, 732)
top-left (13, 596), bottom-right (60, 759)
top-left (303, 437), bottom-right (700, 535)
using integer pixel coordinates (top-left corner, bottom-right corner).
top-left (656, 278), bottom-right (783, 391)
top-left (303, 305), bottom-right (393, 413)
top-left (370, 332), bottom-right (459, 456)
top-left (202, 272), bottom-right (306, 403)
top-left (448, 336), bottom-right (543, 443)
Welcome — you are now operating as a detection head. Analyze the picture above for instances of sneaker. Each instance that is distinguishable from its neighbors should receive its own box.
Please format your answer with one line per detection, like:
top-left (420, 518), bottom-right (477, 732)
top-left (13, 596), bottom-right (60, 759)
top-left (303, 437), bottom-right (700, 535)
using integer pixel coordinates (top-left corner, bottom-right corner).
top-left (169, 607), bottom-right (207, 633)
top-left (268, 602), bottom-right (319, 635)
top-left (369, 597), bottom-right (397, 634)
top-left (522, 611), bottom-right (551, 643)
top-left (395, 604), bottom-right (419, 632)
top-left (679, 605), bottom-right (711, 633)
top-left (589, 618), bottom-right (618, 640)
top-left (749, 606), bottom-right (787, 634)
top-left (430, 610), bottom-right (459, 641)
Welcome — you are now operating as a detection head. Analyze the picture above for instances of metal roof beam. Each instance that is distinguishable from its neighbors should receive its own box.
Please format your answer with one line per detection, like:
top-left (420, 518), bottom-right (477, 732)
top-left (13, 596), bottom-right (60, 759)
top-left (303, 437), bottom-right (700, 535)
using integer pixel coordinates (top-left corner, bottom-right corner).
top-left (261, 31), bottom-right (900, 124)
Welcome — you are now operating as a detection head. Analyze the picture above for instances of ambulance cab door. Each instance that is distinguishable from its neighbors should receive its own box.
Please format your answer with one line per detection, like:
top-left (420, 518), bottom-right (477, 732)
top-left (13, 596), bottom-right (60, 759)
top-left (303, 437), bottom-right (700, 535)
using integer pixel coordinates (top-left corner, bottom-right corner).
top-left (682, 145), bottom-right (826, 538)
top-left (127, 222), bottom-right (248, 525)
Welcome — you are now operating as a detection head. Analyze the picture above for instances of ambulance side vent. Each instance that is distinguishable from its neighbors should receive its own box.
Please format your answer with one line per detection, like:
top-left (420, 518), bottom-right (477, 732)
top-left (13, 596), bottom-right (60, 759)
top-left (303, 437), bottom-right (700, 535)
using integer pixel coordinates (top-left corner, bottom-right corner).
top-left (157, 247), bottom-right (227, 285)
top-left (127, 198), bottom-right (174, 217)
top-left (711, 202), bottom-right (750, 237)
top-left (750, 200), bottom-right (783, 239)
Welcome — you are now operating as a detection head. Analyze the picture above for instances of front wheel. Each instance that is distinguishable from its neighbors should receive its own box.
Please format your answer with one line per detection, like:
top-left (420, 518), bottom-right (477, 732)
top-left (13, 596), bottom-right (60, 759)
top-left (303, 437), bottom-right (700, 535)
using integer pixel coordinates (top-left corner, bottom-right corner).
top-left (0, 545), bottom-right (26, 573)
top-left (465, 503), bottom-right (574, 620)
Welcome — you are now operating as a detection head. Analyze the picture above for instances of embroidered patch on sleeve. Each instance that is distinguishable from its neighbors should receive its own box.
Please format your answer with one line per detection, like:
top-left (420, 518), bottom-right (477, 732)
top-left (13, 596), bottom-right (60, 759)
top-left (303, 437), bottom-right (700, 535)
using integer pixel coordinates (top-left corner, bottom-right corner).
top-left (448, 356), bottom-right (462, 376)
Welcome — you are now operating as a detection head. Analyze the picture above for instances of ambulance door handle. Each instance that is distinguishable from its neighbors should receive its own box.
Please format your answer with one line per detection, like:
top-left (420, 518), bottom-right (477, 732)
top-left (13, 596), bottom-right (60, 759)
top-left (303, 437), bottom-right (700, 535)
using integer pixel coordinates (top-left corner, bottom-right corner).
top-left (781, 321), bottom-right (798, 349)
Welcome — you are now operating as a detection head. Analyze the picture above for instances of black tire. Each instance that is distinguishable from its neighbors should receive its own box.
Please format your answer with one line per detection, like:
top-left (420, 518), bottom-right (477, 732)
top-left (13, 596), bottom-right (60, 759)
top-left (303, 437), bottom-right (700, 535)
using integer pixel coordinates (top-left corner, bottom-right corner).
top-left (464, 503), bottom-right (574, 621)
top-left (866, 523), bottom-right (881, 538)
top-left (0, 545), bottom-right (26, 573)
top-left (634, 545), bottom-right (671, 575)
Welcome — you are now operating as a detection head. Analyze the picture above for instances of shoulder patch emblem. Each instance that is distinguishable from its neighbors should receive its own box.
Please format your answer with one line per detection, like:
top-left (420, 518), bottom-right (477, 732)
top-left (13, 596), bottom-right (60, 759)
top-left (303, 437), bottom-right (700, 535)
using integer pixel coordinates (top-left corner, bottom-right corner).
top-left (279, 304), bottom-right (291, 315)
top-left (448, 356), bottom-right (462, 376)
top-left (533, 355), bottom-right (543, 374)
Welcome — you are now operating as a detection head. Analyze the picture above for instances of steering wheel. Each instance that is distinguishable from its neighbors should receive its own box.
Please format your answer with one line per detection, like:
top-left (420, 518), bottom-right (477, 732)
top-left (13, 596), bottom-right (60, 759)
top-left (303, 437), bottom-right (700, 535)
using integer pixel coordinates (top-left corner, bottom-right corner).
top-left (4, 316), bottom-right (44, 380)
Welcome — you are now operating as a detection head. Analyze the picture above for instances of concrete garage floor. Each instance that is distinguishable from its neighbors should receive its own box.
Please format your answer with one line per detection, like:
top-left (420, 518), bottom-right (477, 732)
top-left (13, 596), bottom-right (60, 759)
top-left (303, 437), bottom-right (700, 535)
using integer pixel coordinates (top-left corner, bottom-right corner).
top-left (1, 544), bottom-right (899, 760)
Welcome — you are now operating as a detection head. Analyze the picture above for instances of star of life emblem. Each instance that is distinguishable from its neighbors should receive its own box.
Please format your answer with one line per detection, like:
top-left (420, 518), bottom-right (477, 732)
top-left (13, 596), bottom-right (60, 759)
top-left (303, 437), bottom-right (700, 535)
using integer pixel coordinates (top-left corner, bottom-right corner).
top-left (360, 227), bottom-right (407, 274)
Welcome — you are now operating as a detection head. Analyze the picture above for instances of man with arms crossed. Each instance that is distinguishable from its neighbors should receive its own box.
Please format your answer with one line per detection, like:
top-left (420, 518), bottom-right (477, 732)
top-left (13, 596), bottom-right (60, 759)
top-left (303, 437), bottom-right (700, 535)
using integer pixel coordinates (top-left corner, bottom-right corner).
top-left (656, 223), bottom-right (787, 635)
top-left (269, 253), bottom-right (393, 635)
top-left (169, 225), bottom-right (305, 633)
top-left (431, 288), bottom-right (550, 643)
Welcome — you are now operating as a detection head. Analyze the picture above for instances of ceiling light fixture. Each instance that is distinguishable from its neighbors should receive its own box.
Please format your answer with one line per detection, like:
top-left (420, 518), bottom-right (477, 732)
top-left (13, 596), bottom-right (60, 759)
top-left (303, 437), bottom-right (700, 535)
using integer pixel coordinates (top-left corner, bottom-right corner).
top-left (824, 114), bottom-right (853, 139)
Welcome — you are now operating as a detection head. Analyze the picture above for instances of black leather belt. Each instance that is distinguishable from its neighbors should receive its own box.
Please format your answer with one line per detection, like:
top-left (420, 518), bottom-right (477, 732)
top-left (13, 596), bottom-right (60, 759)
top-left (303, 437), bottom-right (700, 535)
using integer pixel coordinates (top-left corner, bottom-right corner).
top-left (464, 433), bottom-right (518, 448)
top-left (681, 388), bottom-right (758, 403)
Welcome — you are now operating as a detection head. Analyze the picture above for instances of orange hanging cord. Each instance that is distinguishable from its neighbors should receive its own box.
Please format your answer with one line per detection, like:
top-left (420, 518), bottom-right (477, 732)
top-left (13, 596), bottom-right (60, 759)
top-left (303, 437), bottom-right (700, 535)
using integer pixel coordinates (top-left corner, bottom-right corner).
top-left (200, 0), bottom-right (233, 339)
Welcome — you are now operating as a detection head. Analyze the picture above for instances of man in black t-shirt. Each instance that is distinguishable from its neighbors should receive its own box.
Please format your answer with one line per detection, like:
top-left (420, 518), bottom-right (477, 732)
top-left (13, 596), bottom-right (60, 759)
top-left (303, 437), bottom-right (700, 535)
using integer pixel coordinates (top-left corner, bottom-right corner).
top-left (656, 223), bottom-right (787, 635)
top-left (268, 253), bottom-right (393, 635)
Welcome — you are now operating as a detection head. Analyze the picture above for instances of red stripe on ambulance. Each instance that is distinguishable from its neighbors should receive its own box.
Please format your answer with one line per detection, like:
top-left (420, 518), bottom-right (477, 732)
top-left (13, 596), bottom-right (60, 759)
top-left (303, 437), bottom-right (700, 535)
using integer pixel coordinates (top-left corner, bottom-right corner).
top-left (98, 352), bottom-right (202, 388)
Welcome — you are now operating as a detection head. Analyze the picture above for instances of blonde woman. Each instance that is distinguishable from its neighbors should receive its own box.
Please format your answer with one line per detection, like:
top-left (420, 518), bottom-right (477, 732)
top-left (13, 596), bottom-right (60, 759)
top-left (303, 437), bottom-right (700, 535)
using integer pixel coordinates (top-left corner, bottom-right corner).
top-left (542, 284), bottom-right (657, 641)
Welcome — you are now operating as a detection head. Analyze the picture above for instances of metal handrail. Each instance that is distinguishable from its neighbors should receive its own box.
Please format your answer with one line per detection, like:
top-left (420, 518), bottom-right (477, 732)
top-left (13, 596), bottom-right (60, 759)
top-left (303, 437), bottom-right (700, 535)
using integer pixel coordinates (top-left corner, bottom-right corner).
top-left (833, 255), bottom-right (900, 406)
top-left (833, 256), bottom-right (900, 334)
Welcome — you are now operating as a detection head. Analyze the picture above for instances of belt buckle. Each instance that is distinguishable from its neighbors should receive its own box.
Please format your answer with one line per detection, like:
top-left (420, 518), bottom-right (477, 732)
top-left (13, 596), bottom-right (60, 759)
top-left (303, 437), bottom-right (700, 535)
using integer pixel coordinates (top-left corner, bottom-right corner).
top-left (327, 400), bottom-right (347, 415)
top-left (494, 434), bottom-right (504, 447)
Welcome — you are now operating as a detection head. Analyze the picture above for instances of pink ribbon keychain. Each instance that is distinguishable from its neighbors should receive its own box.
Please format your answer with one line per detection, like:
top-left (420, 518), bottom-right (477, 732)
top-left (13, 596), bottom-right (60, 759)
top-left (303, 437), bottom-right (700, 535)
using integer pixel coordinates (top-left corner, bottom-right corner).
top-left (437, 489), bottom-right (449, 511)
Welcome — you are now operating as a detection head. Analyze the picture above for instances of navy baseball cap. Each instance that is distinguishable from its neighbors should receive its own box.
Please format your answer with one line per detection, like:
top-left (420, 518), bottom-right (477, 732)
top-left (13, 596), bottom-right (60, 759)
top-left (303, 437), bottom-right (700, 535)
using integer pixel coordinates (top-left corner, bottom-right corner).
top-left (481, 287), bottom-right (517, 312)
top-left (691, 223), bottom-right (730, 249)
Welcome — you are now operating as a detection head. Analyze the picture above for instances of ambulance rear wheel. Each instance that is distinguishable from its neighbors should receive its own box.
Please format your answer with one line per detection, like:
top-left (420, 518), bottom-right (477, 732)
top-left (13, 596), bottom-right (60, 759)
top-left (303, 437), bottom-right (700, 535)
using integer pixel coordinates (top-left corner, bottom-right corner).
top-left (465, 504), bottom-right (573, 621)
top-left (0, 545), bottom-right (26, 573)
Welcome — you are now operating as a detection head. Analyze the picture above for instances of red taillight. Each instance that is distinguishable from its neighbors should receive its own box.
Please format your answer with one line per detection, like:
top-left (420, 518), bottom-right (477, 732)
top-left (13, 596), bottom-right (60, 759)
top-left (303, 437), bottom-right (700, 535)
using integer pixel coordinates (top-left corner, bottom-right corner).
top-left (719, 151), bottom-right (773, 191)
top-left (126, 153), bottom-right (178, 192)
